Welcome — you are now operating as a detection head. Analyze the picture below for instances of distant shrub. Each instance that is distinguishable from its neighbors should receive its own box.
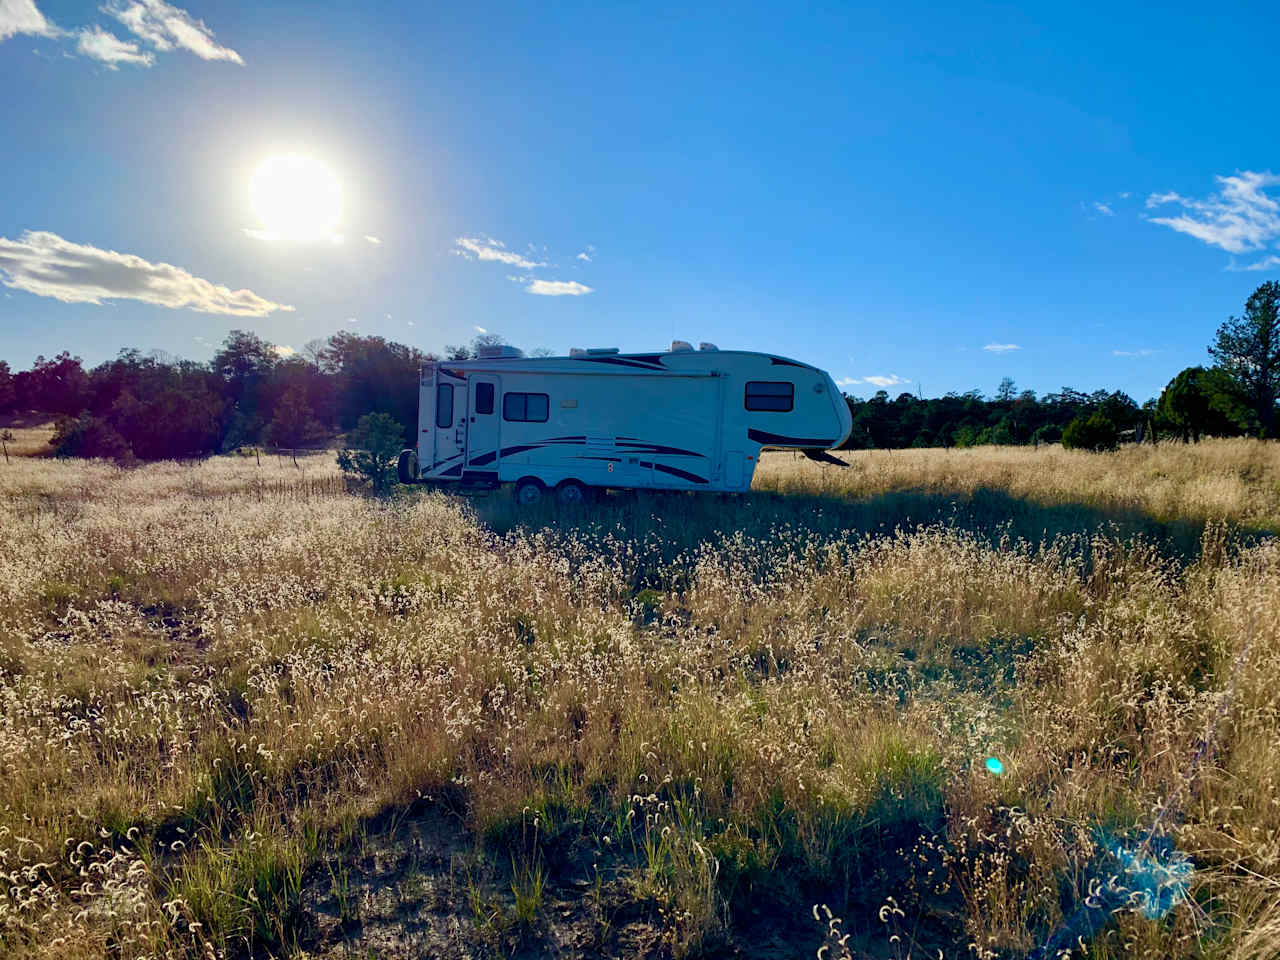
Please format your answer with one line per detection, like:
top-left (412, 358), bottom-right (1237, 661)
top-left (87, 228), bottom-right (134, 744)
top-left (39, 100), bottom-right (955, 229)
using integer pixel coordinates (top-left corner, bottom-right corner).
top-left (51, 413), bottom-right (132, 462)
top-left (337, 412), bottom-right (405, 492)
top-left (1032, 423), bottom-right (1063, 445)
top-left (1062, 410), bottom-right (1120, 452)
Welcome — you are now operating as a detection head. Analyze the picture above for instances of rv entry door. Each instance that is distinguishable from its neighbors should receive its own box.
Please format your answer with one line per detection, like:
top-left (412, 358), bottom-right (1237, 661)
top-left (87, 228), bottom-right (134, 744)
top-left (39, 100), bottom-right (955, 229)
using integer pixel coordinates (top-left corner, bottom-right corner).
top-left (466, 376), bottom-right (500, 471)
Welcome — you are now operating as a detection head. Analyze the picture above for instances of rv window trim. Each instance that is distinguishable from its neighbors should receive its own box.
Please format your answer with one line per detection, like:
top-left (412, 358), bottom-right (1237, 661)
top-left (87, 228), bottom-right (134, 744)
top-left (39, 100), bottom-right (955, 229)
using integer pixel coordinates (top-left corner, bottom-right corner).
top-left (475, 382), bottom-right (495, 415)
top-left (744, 380), bottom-right (794, 412)
top-left (436, 383), bottom-right (454, 428)
top-left (503, 392), bottom-right (550, 423)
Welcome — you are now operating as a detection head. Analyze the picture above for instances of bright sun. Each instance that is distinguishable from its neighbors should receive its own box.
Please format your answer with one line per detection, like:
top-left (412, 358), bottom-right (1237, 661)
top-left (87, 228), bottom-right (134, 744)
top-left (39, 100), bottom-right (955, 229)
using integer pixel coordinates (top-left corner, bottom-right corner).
top-left (250, 154), bottom-right (342, 242)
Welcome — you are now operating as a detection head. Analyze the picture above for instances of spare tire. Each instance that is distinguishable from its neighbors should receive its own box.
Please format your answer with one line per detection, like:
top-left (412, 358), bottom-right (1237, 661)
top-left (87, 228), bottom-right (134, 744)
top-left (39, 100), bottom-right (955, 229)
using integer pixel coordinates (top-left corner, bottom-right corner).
top-left (397, 448), bottom-right (418, 484)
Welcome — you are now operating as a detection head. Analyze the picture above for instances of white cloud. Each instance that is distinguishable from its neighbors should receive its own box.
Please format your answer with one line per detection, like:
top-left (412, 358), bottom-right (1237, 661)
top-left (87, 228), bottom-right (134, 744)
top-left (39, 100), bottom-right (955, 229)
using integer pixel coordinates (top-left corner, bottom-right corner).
top-left (1147, 171), bottom-right (1280, 257)
top-left (75, 25), bottom-right (153, 67)
top-left (104, 0), bottom-right (242, 63)
top-left (474, 325), bottom-right (487, 333)
top-left (363, 235), bottom-right (381, 245)
top-left (244, 227), bottom-right (343, 245)
top-left (1113, 348), bottom-right (1156, 358)
top-left (1093, 201), bottom-right (1114, 216)
top-left (526, 279), bottom-right (593, 296)
top-left (454, 236), bottom-right (545, 270)
top-left (272, 344), bottom-right (295, 358)
top-left (0, 230), bottom-right (292, 316)
top-left (1229, 254), bottom-right (1280, 272)
top-left (576, 251), bottom-right (592, 262)
top-left (983, 343), bottom-right (1021, 354)
top-left (0, 0), bottom-right (56, 40)
top-left (345, 317), bottom-right (358, 324)
top-left (862, 374), bottom-right (909, 388)
top-left (835, 377), bottom-right (861, 387)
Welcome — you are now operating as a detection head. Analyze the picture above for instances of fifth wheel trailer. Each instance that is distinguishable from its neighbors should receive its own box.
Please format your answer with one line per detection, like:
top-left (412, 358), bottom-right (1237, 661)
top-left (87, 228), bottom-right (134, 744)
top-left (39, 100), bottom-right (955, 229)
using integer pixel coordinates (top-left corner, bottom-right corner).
top-left (397, 342), bottom-right (853, 504)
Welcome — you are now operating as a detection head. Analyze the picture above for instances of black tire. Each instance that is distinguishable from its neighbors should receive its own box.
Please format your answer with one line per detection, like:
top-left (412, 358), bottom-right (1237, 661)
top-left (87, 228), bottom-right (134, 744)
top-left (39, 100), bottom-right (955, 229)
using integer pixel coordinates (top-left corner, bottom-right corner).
top-left (397, 449), bottom-right (418, 484)
top-left (514, 478), bottom-right (545, 506)
top-left (555, 479), bottom-right (592, 506)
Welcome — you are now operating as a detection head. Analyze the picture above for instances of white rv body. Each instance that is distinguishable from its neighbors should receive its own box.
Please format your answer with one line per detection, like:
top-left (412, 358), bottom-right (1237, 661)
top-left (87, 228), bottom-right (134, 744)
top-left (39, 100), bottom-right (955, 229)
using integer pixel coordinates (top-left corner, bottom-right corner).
top-left (405, 345), bottom-right (852, 495)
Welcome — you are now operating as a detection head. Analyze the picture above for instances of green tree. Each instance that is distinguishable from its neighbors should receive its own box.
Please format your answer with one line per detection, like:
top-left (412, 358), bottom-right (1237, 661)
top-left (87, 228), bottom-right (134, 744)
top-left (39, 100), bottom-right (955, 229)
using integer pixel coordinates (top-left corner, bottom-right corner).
top-left (1062, 410), bottom-right (1119, 452)
top-left (337, 413), bottom-right (405, 492)
top-left (1155, 366), bottom-right (1250, 442)
top-left (1210, 281), bottom-right (1280, 437)
top-left (268, 387), bottom-right (325, 465)
top-left (0, 361), bottom-right (14, 413)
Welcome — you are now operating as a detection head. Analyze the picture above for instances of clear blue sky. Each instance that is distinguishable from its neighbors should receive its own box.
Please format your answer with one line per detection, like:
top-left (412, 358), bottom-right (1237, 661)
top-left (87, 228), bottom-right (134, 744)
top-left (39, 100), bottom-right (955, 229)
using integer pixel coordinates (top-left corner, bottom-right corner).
top-left (2, 0), bottom-right (1278, 402)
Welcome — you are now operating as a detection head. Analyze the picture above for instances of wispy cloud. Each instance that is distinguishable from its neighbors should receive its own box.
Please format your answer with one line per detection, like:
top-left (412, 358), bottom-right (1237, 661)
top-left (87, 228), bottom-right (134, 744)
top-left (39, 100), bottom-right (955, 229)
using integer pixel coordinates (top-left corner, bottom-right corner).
top-left (75, 25), bottom-right (153, 67)
top-left (1113, 348), bottom-right (1156, 358)
top-left (982, 343), bottom-right (1021, 354)
top-left (1228, 254), bottom-right (1280, 273)
top-left (1147, 171), bottom-right (1280, 264)
top-left (0, 0), bottom-right (56, 40)
top-left (863, 374), bottom-right (909, 388)
top-left (839, 374), bottom-right (910, 388)
top-left (104, 0), bottom-right (242, 63)
top-left (363, 235), bottom-right (381, 245)
top-left (526, 279), bottom-right (593, 296)
top-left (244, 228), bottom-right (343, 245)
top-left (0, 230), bottom-right (292, 316)
top-left (1093, 201), bottom-right (1114, 216)
top-left (474, 325), bottom-right (487, 334)
top-left (454, 236), bottom-right (545, 270)
top-left (576, 244), bottom-right (595, 262)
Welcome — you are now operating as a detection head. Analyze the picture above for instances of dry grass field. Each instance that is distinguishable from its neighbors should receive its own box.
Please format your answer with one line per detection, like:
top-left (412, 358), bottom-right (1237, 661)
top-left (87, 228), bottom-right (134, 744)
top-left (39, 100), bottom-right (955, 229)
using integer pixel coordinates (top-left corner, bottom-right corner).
top-left (1, 442), bottom-right (1278, 959)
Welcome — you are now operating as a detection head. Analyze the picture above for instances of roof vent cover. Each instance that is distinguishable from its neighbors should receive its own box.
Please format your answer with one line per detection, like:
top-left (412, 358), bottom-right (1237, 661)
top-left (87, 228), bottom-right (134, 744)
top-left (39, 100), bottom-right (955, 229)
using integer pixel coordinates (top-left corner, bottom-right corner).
top-left (698, 342), bottom-right (719, 351)
top-left (670, 340), bottom-right (694, 352)
top-left (477, 344), bottom-right (525, 359)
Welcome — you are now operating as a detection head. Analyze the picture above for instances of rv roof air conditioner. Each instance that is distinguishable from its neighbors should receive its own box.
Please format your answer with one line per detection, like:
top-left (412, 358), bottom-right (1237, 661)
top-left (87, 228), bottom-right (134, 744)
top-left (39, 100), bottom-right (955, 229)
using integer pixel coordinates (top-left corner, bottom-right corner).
top-left (586, 347), bottom-right (620, 355)
top-left (670, 340), bottom-right (694, 352)
top-left (477, 344), bottom-right (525, 359)
top-left (699, 342), bottom-right (719, 352)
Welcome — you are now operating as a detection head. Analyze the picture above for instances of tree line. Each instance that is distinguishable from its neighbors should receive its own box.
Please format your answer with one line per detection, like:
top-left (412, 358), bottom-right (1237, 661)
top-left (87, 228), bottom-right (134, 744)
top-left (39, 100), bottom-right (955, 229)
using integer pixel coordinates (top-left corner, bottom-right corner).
top-left (841, 281), bottom-right (1279, 451)
top-left (0, 281), bottom-right (1276, 461)
top-left (0, 330), bottom-right (501, 462)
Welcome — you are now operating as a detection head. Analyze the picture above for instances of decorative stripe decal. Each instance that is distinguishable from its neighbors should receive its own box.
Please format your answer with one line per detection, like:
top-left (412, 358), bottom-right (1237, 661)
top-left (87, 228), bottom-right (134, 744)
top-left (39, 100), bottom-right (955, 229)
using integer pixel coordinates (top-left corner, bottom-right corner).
top-left (577, 356), bottom-right (665, 370)
top-left (639, 460), bottom-right (709, 484)
top-left (616, 437), bottom-right (706, 458)
top-left (470, 443), bottom-right (546, 466)
top-left (748, 428), bottom-right (836, 448)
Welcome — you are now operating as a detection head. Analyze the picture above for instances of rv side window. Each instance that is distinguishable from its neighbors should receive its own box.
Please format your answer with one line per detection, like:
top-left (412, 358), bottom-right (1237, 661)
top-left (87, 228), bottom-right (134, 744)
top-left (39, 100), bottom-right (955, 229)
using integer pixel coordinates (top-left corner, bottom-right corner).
top-left (436, 384), bottom-right (454, 428)
top-left (475, 382), bottom-right (495, 415)
top-left (744, 381), bottom-right (794, 412)
top-left (503, 392), bottom-right (549, 422)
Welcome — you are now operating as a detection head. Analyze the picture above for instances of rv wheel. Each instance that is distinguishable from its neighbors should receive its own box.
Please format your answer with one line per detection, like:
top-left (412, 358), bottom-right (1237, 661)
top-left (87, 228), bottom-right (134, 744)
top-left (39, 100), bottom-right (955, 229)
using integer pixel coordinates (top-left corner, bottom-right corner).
top-left (555, 480), bottom-right (591, 506)
top-left (514, 478), bottom-right (544, 506)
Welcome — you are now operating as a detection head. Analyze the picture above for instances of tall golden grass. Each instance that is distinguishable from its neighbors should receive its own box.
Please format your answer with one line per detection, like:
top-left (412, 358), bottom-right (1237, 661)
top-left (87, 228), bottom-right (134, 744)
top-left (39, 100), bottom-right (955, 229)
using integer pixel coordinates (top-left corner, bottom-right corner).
top-left (0, 443), bottom-right (1276, 958)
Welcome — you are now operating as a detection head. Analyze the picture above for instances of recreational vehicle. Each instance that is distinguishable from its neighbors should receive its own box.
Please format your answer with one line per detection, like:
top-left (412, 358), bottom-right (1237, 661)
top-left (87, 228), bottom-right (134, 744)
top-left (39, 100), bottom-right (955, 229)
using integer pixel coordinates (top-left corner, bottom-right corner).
top-left (398, 342), bottom-right (853, 504)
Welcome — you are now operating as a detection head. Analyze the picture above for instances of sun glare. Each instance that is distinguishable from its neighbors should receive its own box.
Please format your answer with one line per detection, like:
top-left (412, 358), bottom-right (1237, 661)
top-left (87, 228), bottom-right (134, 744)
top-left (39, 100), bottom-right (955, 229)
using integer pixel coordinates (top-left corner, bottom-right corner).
top-left (249, 153), bottom-right (342, 242)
